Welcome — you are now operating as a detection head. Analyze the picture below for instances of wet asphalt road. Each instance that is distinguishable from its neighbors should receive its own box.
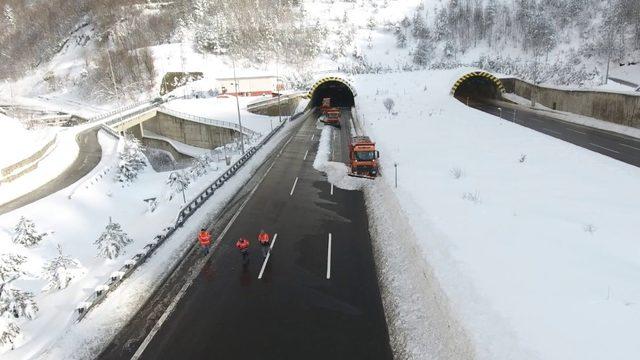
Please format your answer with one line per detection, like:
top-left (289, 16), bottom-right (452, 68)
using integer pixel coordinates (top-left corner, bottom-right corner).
top-left (0, 127), bottom-right (102, 215)
top-left (100, 110), bottom-right (392, 360)
top-left (469, 99), bottom-right (640, 168)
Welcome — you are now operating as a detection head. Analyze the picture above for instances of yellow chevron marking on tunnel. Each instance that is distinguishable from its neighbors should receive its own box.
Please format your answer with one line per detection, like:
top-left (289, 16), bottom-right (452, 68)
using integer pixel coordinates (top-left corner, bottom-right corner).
top-left (307, 76), bottom-right (358, 99)
top-left (450, 71), bottom-right (506, 95)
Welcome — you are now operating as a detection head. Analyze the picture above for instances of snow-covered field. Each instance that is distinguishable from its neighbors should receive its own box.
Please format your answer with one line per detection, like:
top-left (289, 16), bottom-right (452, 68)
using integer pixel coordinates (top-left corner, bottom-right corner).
top-left (347, 68), bottom-right (640, 360)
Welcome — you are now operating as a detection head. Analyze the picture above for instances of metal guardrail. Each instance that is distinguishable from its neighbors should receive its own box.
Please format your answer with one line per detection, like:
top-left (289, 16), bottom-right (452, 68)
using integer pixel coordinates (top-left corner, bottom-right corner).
top-left (74, 116), bottom-right (290, 322)
top-left (88, 98), bottom-right (159, 124)
top-left (246, 92), bottom-right (304, 109)
top-left (157, 107), bottom-right (261, 137)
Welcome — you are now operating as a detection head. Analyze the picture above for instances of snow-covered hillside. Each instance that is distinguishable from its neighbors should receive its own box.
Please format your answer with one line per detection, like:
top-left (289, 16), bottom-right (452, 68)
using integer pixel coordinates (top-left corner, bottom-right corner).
top-left (346, 69), bottom-right (640, 360)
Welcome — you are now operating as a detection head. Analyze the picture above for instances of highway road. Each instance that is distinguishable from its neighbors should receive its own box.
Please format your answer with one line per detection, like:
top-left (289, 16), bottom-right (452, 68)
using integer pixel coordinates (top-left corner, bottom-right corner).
top-left (0, 127), bottom-right (102, 215)
top-left (469, 99), bottom-right (640, 168)
top-left (99, 110), bottom-right (392, 360)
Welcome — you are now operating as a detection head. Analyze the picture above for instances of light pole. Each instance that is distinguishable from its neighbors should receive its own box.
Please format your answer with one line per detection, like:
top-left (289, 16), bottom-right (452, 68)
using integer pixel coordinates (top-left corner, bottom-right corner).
top-left (231, 57), bottom-right (245, 154)
top-left (276, 50), bottom-right (281, 129)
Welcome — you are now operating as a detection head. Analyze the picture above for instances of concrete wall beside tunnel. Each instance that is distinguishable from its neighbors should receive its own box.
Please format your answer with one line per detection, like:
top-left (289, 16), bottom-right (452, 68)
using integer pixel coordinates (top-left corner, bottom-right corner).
top-left (501, 77), bottom-right (640, 128)
top-left (308, 77), bottom-right (357, 108)
top-left (451, 71), bottom-right (506, 100)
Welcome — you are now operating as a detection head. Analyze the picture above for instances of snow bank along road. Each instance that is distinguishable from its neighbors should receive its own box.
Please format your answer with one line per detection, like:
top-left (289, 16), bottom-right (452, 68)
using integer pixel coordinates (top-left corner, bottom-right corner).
top-left (99, 110), bottom-right (392, 360)
top-left (0, 127), bottom-right (101, 214)
top-left (470, 98), bottom-right (640, 167)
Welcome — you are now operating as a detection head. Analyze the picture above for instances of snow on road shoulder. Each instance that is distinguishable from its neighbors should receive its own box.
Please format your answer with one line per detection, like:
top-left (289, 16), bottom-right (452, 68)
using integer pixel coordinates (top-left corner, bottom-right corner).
top-left (354, 69), bottom-right (640, 360)
top-left (313, 125), bottom-right (369, 191)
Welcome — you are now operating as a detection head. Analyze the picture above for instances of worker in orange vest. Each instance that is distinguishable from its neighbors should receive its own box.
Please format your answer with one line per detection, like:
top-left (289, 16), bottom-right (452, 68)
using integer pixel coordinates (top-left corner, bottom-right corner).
top-left (258, 230), bottom-right (270, 258)
top-left (198, 228), bottom-right (212, 255)
top-left (236, 237), bottom-right (250, 263)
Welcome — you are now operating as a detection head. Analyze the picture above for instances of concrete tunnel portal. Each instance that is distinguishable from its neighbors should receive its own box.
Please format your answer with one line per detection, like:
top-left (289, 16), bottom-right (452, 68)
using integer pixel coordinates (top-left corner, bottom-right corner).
top-left (308, 77), bottom-right (357, 107)
top-left (451, 71), bottom-right (506, 101)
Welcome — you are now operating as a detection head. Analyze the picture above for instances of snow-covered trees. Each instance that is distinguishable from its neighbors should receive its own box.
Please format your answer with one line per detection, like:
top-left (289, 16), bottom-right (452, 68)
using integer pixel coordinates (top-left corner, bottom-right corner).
top-left (94, 219), bottom-right (133, 260)
top-left (12, 217), bottom-right (46, 248)
top-left (413, 39), bottom-right (434, 66)
top-left (0, 254), bottom-right (26, 284)
top-left (0, 286), bottom-right (38, 320)
top-left (192, 0), bottom-right (322, 65)
top-left (0, 252), bottom-right (38, 348)
top-left (189, 154), bottom-right (213, 178)
top-left (167, 170), bottom-right (190, 201)
top-left (116, 135), bottom-right (147, 185)
top-left (42, 245), bottom-right (83, 291)
top-left (0, 320), bottom-right (20, 350)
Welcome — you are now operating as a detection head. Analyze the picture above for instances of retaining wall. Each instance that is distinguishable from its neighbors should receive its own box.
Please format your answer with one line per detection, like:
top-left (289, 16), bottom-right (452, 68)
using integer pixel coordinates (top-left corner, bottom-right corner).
top-left (0, 135), bottom-right (57, 183)
top-left (501, 78), bottom-right (640, 128)
top-left (142, 112), bottom-right (240, 149)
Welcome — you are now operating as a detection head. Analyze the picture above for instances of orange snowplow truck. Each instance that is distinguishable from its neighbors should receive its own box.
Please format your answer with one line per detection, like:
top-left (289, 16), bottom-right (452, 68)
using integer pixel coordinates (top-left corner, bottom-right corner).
top-left (323, 108), bottom-right (340, 126)
top-left (348, 136), bottom-right (379, 179)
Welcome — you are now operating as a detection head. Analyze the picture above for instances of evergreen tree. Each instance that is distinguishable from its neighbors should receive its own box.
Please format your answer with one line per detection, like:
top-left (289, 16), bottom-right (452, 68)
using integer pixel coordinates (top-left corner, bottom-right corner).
top-left (413, 39), bottom-right (434, 66)
top-left (42, 245), bottom-right (83, 291)
top-left (94, 219), bottom-right (133, 260)
top-left (0, 254), bottom-right (26, 283)
top-left (12, 217), bottom-right (46, 248)
top-left (484, 0), bottom-right (498, 45)
top-left (0, 284), bottom-right (38, 320)
top-left (411, 12), bottom-right (430, 39)
top-left (396, 31), bottom-right (407, 48)
top-left (0, 320), bottom-right (20, 350)
top-left (116, 135), bottom-right (147, 185)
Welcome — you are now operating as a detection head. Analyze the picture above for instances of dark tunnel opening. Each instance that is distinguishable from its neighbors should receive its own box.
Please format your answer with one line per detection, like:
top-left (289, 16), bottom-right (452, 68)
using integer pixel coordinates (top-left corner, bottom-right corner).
top-left (311, 81), bottom-right (355, 107)
top-left (454, 76), bottom-right (501, 101)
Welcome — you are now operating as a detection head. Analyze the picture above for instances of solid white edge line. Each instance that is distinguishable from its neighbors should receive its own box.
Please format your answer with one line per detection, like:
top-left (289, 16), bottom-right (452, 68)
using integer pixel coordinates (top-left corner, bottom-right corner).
top-left (567, 128), bottom-right (587, 135)
top-left (258, 233), bottom-right (278, 279)
top-left (311, 134), bottom-right (315, 141)
top-left (589, 142), bottom-right (620, 154)
top-left (330, 183), bottom-right (334, 195)
top-left (303, 149), bottom-right (309, 160)
top-left (326, 233), bottom-right (332, 280)
top-left (541, 127), bottom-right (562, 135)
top-left (619, 143), bottom-right (640, 151)
top-left (131, 132), bottom-right (295, 360)
top-left (289, 177), bottom-right (299, 196)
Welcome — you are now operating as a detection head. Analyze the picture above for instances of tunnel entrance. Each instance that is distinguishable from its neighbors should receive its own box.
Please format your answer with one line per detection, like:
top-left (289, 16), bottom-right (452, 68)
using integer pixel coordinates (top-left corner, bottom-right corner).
top-left (451, 71), bottom-right (505, 102)
top-left (309, 77), bottom-right (356, 107)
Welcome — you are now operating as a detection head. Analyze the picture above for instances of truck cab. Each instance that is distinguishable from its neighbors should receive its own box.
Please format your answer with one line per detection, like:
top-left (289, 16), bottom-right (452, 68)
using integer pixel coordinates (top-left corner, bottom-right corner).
top-left (349, 136), bottom-right (379, 178)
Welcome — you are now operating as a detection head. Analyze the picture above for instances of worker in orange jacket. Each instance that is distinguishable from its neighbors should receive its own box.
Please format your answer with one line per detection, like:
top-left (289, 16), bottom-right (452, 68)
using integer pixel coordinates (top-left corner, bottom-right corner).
top-left (198, 228), bottom-right (212, 255)
top-left (258, 230), bottom-right (270, 258)
top-left (236, 237), bottom-right (250, 263)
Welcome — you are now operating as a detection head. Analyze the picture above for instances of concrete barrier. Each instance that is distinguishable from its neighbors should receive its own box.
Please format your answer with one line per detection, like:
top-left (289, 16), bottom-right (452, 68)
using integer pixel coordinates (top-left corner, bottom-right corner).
top-left (501, 78), bottom-right (640, 128)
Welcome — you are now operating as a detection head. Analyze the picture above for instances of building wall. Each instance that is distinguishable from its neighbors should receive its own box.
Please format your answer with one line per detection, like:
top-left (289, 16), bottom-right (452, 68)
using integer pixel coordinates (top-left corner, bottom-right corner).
top-left (218, 77), bottom-right (277, 94)
top-left (142, 112), bottom-right (241, 149)
top-left (501, 78), bottom-right (640, 128)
